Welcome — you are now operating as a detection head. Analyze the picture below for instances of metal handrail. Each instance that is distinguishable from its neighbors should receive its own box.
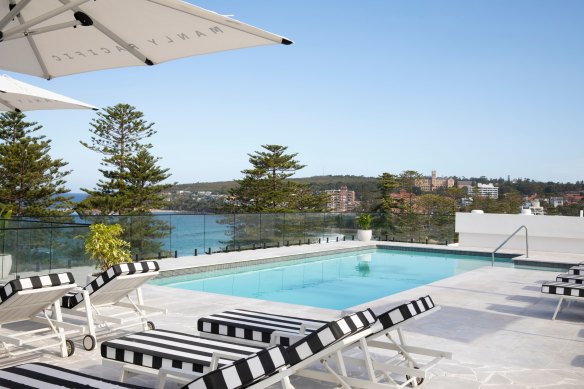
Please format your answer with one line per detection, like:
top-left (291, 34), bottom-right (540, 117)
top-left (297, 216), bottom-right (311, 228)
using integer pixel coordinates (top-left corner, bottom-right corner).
top-left (492, 225), bottom-right (528, 266)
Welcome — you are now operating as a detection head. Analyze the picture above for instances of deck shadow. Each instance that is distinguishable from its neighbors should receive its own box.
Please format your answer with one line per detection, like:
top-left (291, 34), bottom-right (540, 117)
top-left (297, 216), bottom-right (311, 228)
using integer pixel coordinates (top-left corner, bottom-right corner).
top-left (572, 355), bottom-right (584, 368)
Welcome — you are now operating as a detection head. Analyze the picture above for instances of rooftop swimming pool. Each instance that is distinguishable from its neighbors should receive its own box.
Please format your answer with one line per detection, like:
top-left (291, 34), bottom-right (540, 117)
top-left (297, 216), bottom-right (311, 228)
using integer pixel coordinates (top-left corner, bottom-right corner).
top-left (153, 248), bottom-right (523, 310)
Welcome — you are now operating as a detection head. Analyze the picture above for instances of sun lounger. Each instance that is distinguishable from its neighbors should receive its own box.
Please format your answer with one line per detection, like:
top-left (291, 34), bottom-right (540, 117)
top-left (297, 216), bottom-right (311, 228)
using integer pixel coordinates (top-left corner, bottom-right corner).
top-left (568, 265), bottom-right (584, 275)
top-left (198, 296), bottom-right (451, 387)
top-left (0, 345), bottom-right (289, 389)
top-left (0, 272), bottom-right (83, 358)
top-left (556, 273), bottom-right (584, 284)
top-left (102, 309), bottom-right (376, 388)
top-left (541, 281), bottom-right (584, 320)
top-left (197, 308), bottom-right (329, 346)
top-left (338, 296), bottom-right (452, 387)
top-left (61, 261), bottom-right (167, 350)
top-left (0, 363), bottom-right (146, 388)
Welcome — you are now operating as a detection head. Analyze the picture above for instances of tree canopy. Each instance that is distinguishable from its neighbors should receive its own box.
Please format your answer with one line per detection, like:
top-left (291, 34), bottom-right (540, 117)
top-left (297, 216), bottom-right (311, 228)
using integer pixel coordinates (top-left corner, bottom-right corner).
top-left (78, 103), bottom-right (170, 215)
top-left (0, 112), bottom-right (71, 216)
top-left (229, 144), bottom-right (326, 212)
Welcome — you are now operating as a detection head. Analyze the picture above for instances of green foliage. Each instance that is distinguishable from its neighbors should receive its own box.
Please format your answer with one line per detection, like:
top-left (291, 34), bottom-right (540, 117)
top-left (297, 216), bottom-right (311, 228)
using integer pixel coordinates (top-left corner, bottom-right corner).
top-left (229, 145), bottom-right (327, 213)
top-left (79, 104), bottom-right (171, 259)
top-left (82, 223), bottom-right (132, 272)
top-left (357, 213), bottom-right (372, 230)
top-left (79, 103), bottom-right (170, 215)
top-left (0, 112), bottom-right (72, 216)
top-left (0, 205), bottom-right (12, 219)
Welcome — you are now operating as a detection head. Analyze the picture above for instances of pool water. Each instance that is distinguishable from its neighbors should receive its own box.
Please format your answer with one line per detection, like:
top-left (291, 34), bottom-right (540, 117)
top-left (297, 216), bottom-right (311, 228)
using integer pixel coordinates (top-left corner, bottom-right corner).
top-left (153, 249), bottom-right (515, 310)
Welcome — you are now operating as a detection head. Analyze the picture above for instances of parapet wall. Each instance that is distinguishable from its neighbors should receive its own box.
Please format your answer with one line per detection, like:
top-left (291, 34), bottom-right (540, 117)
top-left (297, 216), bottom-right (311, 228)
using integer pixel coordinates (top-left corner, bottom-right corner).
top-left (455, 212), bottom-right (584, 254)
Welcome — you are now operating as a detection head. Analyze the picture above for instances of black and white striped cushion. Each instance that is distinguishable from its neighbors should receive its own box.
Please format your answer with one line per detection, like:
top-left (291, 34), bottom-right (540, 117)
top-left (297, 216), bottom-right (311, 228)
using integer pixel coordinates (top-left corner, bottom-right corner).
top-left (541, 281), bottom-right (584, 297)
top-left (184, 346), bottom-right (287, 389)
top-left (62, 261), bottom-right (159, 309)
top-left (0, 362), bottom-right (145, 388)
top-left (286, 309), bottom-right (376, 366)
top-left (0, 272), bottom-right (74, 304)
top-left (556, 274), bottom-right (584, 284)
top-left (101, 329), bottom-right (264, 374)
top-left (568, 265), bottom-right (584, 276)
top-left (197, 309), bottom-right (328, 346)
top-left (377, 296), bottom-right (435, 330)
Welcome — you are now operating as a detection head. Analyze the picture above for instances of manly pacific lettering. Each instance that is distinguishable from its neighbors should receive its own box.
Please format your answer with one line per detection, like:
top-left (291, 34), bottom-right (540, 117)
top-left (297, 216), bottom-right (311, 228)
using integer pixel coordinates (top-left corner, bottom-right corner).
top-left (50, 26), bottom-right (224, 62)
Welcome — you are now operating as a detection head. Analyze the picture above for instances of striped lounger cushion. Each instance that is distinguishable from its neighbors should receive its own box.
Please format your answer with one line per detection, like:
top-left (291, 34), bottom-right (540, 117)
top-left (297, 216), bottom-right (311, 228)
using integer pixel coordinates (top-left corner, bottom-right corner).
top-left (0, 363), bottom-right (146, 388)
top-left (101, 329), bottom-right (265, 374)
top-left (377, 296), bottom-right (435, 330)
top-left (198, 309), bottom-right (328, 346)
top-left (541, 282), bottom-right (584, 298)
top-left (286, 309), bottom-right (377, 366)
top-left (556, 274), bottom-right (584, 284)
top-left (568, 265), bottom-right (584, 276)
top-left (62, 261), bottom-right (159, 309)
top-left (185, 346), bottom-right (288, 389)
top-left (0, 272), bottom-right (74, 304)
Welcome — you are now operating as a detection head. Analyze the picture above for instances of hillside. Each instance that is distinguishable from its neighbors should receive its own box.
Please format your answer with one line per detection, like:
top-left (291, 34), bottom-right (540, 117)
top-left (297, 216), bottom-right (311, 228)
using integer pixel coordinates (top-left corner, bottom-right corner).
top-left (171, 175), bottom-right (378, 194)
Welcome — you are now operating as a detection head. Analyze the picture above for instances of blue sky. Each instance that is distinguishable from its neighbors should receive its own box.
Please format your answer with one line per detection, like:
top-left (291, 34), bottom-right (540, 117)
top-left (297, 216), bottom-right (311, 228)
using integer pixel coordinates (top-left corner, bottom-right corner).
top-left (7, 0), bottom-right (584, 191)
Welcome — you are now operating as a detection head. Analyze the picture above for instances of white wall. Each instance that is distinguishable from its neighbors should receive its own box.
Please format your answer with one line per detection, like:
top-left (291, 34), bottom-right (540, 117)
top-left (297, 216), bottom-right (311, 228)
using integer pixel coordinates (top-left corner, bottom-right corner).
top-left (455, 212), bottom-right (584, 254)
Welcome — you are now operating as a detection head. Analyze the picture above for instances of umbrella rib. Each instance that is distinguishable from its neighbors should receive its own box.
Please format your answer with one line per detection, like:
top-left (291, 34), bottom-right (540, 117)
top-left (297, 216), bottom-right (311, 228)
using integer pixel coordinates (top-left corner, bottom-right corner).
top-left (0, 0), bottom-right (31, 31)
top-left (13, 10), bottom-right (52, 80)
top-left (1, 0), bottom-right (90, 40)
top-left (58, 0), bottom-right (153, 66)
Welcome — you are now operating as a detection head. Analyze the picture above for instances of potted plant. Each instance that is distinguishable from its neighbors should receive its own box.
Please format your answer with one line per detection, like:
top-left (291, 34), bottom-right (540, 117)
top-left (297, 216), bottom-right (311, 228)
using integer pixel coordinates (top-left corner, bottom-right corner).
top-left (356, 213), bottom-right (373, 242)
top-left (0, 206), bottom-right (12, 278)
top-left (82, 223), bottom-right (132, 276)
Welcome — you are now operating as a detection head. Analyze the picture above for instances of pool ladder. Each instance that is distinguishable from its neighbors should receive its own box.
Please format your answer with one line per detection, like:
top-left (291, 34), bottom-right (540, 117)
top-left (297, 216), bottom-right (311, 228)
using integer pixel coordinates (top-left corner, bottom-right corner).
top-left (491, 225), bottom-right (529, 266)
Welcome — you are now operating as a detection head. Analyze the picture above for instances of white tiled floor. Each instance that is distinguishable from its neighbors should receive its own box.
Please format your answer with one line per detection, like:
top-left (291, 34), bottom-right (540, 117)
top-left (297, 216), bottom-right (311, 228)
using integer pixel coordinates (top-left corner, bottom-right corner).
top-left (1, 242), bottom-right (582, 388)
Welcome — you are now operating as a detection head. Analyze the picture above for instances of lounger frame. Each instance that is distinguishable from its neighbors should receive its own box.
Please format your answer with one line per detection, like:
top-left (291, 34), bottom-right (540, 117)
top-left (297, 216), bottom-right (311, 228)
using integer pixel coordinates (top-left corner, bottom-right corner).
top-left (62, 264), bottom-right (167, 348)
top-left (0, 283), bottom-right (83, 358)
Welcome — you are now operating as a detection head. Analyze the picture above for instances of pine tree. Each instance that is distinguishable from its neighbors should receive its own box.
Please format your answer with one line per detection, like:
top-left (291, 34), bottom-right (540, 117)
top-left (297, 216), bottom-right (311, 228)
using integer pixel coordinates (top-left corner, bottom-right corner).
top-left (123, 149), bottom-right (172, 213)
top-left (79, 103), bottom-right (168, 215)
top-left (229, 145), bottom-right (326, 213)
top-left (0, 112), bottom-right (71, 216)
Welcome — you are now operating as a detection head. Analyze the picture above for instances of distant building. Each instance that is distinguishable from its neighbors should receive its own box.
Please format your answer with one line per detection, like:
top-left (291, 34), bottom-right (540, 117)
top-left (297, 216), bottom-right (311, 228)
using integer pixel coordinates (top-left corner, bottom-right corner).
top-left (416, 170), bottom-right (455, 192)
top-left (522, 199), bottom-right (544, 215)
top-left (473, 183), bottom-right (499, 199)
top-left (326, 186), bottom-right (356, 212)
top-left (565, 193), bottom-right (584, 204)
top-left (457, 180), bottom-right (473, 190)
top-left (548, 197), bottom-right (565, 208)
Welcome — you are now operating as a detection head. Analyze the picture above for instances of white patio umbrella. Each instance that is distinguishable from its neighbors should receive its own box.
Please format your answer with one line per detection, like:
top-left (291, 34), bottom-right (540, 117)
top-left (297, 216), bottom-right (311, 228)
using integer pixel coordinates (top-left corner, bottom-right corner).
top-left (0, 0), bottom-right (292, 79)
top-left (0, 74), bottom-right (96, 111)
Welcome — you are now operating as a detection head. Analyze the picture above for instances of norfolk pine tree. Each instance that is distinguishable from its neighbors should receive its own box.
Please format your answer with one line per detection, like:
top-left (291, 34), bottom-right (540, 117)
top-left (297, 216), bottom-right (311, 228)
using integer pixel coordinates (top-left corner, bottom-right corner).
top-left (78, 103), bottom-right (169, 215)
top-left (229, 145), bottom-right (326, 212)
top-left (0, 112), bottom-right (72, 216)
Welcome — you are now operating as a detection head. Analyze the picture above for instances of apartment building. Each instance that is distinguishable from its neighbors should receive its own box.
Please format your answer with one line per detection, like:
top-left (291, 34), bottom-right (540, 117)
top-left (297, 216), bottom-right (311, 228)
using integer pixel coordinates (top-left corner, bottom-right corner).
top-left (326, 186), bottom-right (356, 212)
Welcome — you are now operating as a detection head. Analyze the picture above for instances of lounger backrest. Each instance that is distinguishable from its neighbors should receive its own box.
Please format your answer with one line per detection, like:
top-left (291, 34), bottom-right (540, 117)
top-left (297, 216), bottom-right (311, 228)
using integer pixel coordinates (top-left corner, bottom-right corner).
top-left (286, 309), bottom-right (376, 366)
top-left (377, 295), bottom-right (435, 330)
top-left (183, 345), bottom-right (288, 389)
top-left (568, 265), bottom-right (584, 276)
top-left (62, 261), bottom-right (159, 309)
top-left (0, 272), bottom-right (75, 325)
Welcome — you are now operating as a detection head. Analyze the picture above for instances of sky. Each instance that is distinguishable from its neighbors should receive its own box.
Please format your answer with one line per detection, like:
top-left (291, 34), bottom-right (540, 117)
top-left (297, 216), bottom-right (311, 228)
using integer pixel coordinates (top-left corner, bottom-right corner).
top-left (5, 0), bottom-right (584, 191)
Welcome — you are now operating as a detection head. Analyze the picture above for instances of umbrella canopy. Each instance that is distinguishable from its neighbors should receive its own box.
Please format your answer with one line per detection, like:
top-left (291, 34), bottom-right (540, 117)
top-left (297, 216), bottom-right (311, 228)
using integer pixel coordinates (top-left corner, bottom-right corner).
top-left (0, 0), bottom-right (292, 79)
top-left (0, 74), bottom-right (96, 111)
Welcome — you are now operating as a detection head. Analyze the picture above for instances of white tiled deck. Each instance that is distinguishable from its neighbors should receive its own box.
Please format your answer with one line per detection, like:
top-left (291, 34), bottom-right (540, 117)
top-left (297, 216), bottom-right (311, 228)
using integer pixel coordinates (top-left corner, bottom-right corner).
top-left (1, 242), bottom-right (582, 388)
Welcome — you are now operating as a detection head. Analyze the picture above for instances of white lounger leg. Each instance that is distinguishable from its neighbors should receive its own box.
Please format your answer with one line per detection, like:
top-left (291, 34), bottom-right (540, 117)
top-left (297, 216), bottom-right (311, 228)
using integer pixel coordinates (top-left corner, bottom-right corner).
top-left (83, 290), bottom-right (97, 338)
top-left (552, 297), bottom-right (564, 320)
